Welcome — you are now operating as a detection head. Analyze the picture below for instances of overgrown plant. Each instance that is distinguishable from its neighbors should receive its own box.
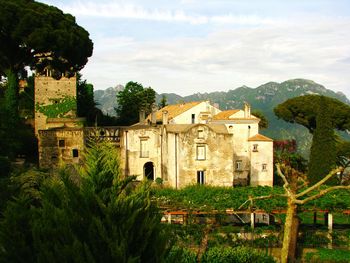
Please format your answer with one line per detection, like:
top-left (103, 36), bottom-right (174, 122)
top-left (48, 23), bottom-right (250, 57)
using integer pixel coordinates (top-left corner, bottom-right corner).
top-left (0, 141), bottom-right (169, 262)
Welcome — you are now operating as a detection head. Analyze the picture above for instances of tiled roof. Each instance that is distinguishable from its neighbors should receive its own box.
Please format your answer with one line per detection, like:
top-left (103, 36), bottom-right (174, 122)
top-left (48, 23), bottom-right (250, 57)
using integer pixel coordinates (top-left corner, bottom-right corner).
top-left (248, 134), bottom-right (273, 142)
top-left (148, 101), bottom-right (202, 121)
top-left (212, 110), bottom-right (240, 120)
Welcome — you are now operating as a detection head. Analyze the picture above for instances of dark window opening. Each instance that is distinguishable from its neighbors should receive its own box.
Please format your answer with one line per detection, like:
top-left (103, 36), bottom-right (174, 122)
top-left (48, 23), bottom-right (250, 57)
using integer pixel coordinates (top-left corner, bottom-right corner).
top-left (58, 140), bottom-right (65, 147)
top-left (197, 171), bottom-right (205, 184)
top-left (191, 114), bottom-right (195, 124)
top-left (72, 149), bottom-right (79, 158)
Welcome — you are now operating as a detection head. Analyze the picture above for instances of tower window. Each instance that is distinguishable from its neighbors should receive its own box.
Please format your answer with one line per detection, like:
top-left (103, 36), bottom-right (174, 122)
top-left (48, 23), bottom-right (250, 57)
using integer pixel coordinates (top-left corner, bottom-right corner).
top-left (191, 114), bottom-right (195, 124)
top-left (196, 145), bottom-right (206, 160)
top-left (72, 149), bottom-right (79, 158)
top-left (197, 171), bottom-right (205, 184)
top-left (58, 140), bottom-right (65, 147)
top-left (236, 160), bottom-right (242, 171)
top-left (262, 164), bottom-right (267, 171)
top-left (253, 144), bottom-right (258, 152)
top-left (198, 129), bottom-right (204, 138)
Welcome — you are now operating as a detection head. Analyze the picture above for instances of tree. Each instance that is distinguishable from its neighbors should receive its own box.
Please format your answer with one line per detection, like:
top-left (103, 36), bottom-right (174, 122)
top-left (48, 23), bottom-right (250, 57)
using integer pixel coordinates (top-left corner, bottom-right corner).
top-left (116, 81), bottom-right (156, 125)
top-left (308, 97), bottom-right (337, 184)
top-left (252, 110), bottom-right (269, 129)
top-left (240, 164), bottom-right (350, 263)
top-left (158, 94), bottom-right (168, 109)
top-left (274, 95), bottom-right (350, 133)
top-left (0, 141), bottom-right (169, 262)
top-left (0, 0), bottom-right (93, 119)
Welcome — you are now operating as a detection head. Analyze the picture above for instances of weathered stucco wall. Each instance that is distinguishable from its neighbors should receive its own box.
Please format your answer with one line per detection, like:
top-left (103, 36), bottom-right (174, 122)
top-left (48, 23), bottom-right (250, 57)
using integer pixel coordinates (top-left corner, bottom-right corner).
top-left (34, 75), bottom-right (77, 135)
top-left (38, 128), bottom-right (84, 168)
top-left (172, 101), bottom-right (221, 124)
top-left (250, 141), bottom-right (274, 186)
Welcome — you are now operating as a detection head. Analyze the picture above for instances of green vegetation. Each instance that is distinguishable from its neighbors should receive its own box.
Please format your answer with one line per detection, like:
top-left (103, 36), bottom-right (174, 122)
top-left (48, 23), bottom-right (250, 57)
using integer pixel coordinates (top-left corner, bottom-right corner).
top-left (0, 142), bottom-right (169, 262)
top-left (152, 185), bottom-right (350, 212)
top-left (35, 96), bottom-right (77, 118)
top-left (305, 248), bottom-right (350, 263)
top-left (116, 81), bottom-right (156, 125)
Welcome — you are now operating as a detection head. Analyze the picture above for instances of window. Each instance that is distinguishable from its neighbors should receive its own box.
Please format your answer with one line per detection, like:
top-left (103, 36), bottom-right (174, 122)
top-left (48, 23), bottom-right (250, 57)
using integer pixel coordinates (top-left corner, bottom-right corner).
top-left (262, 163), bottom-right (267, 171)
top-left (196, 145), bottom-right (206, 160)
top-left (198, 129), bottom-right (204, 138)
top-left (253, 144), bottom-right (258, 152)
top-left (140, 139), bottom-right (149, 158)
top-left (191, 114), bottom-right (195, 124)
top-left (236, 160), bottom-right (242, 171)
top-left (197, 171), bottom-right (205, 184)
top-left (72, 149), bottom-right (79, 158)
top-left (58, 139), bottom-right (65, 147)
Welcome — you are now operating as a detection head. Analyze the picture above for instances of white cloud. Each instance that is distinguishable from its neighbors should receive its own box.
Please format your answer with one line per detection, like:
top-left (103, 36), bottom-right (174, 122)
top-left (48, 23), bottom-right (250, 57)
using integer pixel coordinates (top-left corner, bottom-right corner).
top-left (61, 1), bottom-right (274, 26)
top-left (81, 15), bottom-right (350, 98)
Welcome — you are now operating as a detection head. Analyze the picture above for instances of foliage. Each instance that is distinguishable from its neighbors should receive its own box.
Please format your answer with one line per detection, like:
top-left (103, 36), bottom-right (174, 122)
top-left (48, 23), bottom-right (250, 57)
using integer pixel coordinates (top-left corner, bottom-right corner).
top-left (0, 0), bottom-right (93, 77)
top-left (0, 142), bottom-right (169, 262)
top-left (76, 73), bottom-right (96, 124)
top-left (252, 110), bottom-right (269, 129)
top-left (35, 96), bottom-right (77, 118)
top-left (305, 248), bottom-right (350, 263)
top-left (274, 95), bottom-right (350, 133)
top-left (308, 97), bottom-right (337, 185)
top-left (165, 246), bottom-right (197, 263)
top-left (201, 246), bottom-right (276, 263)
top-left (18, 76), bottom-right (34, 119)
top-left (152, 184), bottom-right (350, 212)
top-left (116, 81), bottom-right (156, 125)
top-left (158, 94), bottom-right (168, 109)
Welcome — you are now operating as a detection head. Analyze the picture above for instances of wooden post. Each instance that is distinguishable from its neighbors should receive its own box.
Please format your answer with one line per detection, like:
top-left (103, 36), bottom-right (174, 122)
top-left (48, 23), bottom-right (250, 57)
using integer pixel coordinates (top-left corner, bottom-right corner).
top-left (328, 213), bottom-right (333, 249)
top-left (251, 213), bottom-right (255, 230)
top-left (168, 214), bottom-right (172, 224)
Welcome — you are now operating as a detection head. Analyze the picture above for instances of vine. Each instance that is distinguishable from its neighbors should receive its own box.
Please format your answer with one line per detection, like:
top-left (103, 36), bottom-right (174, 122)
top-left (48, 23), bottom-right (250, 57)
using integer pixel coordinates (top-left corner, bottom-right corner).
top-left (35, 96), bottom-right (76, 118)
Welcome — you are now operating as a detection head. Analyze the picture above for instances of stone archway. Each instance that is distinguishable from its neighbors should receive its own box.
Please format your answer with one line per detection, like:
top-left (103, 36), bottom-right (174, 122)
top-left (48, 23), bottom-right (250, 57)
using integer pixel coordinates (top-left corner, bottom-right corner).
top-left (144, 162), bottom-right (154, 181)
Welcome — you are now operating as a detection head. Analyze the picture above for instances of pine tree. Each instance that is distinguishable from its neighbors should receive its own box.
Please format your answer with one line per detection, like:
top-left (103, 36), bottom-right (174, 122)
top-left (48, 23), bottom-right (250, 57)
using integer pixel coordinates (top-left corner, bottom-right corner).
top-left (308, 96), bottom-right (337, 185)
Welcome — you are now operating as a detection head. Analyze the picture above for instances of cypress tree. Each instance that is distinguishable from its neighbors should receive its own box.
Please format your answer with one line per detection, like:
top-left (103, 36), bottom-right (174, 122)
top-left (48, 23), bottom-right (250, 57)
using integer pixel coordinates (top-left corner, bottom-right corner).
top-left (308, 96), bottom-right (337, 185)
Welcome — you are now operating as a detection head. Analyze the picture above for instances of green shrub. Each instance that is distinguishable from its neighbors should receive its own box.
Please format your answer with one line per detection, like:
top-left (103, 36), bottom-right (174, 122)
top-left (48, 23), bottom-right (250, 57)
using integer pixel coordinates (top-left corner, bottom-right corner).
top-left (201, 246), bottom-right (276, 263)
top-left (165, 246), bottom-right (197, 263)
top-left (305, 248), bottom-right (350, 263)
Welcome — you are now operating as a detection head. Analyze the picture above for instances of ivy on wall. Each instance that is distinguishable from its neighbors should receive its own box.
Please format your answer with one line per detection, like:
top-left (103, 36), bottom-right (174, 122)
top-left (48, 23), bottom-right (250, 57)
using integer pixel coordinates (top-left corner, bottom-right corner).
top-left (35, 96), bottom-right (77, 118)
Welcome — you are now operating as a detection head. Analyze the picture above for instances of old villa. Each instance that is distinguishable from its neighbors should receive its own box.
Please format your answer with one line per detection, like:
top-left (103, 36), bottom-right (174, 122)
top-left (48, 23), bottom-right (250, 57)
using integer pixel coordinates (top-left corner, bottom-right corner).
top-left (36, 73), bottom-right (273, 188)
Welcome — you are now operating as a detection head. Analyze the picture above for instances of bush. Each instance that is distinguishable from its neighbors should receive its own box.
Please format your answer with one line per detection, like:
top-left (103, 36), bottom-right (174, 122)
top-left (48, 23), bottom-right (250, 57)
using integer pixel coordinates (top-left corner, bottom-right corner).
top-left (201, 246), bottom-right (276, 263)
top-left (165, 246), bottom-right (197, 263)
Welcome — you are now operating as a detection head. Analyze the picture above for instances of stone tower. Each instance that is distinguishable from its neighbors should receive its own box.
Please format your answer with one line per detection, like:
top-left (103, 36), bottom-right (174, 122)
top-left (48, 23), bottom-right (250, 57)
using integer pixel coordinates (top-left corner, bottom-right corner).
top-left (34, 69), bottom-right (77, 135)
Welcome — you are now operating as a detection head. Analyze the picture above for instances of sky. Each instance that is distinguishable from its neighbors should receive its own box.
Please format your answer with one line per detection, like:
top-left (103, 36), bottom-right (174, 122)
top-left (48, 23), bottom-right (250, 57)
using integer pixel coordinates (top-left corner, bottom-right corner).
top-left (41, 0), bottom-right (350, 98)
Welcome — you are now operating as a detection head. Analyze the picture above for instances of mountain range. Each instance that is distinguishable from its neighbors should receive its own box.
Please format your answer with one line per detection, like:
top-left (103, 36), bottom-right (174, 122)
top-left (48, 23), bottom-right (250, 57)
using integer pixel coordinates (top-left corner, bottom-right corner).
top-left (94, 79), bottom-right (350, 157)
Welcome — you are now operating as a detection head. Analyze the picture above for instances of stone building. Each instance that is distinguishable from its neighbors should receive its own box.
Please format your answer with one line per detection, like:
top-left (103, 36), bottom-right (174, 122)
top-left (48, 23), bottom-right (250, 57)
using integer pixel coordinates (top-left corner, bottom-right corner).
top-left (36, 76), bottom-right (273, 187)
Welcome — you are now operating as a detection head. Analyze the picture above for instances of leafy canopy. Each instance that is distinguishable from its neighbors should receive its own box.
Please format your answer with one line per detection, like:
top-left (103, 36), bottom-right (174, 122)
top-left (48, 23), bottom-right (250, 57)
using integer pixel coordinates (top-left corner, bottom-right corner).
top-left (116, 81), bottom-right (156, 125)
top-left (0, 0), bottom-right (93, 76)
top-left (274, 95), bottom-right (350, 133)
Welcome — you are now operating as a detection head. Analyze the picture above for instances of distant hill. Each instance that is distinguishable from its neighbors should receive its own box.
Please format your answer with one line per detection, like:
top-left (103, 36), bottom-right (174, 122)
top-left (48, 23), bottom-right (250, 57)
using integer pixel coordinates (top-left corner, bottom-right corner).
top-left (94, 79), bottom-right (350, 157)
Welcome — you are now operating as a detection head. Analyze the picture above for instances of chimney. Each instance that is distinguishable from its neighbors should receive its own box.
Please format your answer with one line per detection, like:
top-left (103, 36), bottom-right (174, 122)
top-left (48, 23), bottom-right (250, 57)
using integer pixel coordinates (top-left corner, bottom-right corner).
top-left (162, 110), bottom-right (168, 125)
top-left (244, 102), bottom-right (251, 118)
top-left (151, 104), bottom-right (157, 125)
top-left (139, 110), bottom-right (145, 123)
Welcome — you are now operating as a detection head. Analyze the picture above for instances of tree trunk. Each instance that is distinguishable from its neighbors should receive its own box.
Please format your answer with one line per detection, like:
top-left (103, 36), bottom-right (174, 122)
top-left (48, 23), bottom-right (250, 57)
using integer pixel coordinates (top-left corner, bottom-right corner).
top-left (281, 198), bottom-right (299, 263)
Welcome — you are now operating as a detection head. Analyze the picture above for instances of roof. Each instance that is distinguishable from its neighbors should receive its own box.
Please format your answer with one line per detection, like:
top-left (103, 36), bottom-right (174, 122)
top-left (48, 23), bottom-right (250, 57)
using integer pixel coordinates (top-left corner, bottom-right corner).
top-left (248, 134), bottom-right (273, 142)
top-left (212, 110), bottom-right (240, 120)
top-left (148, 101), bottom-right (202, 122)
top-left (166, 124), bottom-right (229, 134)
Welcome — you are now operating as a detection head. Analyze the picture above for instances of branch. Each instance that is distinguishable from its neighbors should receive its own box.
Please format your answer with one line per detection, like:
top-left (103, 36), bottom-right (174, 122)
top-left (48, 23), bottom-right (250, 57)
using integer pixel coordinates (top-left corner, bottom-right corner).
top-left (238, 194), bottom-right (287, 210)
top-left (295, 185), bottom-right (350, 205)
top-left (296, 167), bottom-right (343, 198)
top-left (276, 164), bottom-right (292, 195)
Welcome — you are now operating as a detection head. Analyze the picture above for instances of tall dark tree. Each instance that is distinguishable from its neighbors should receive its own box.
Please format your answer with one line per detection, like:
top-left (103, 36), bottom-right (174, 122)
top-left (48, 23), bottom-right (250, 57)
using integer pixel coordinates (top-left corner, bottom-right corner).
top-left (116, 81), bottom-right (156, 125)
top-left (308, 98), bottom-right (337, 184)
top-left (158, 94), bottom-right (168, 109)
top-left (252, 110), bottom-right (268, 129)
